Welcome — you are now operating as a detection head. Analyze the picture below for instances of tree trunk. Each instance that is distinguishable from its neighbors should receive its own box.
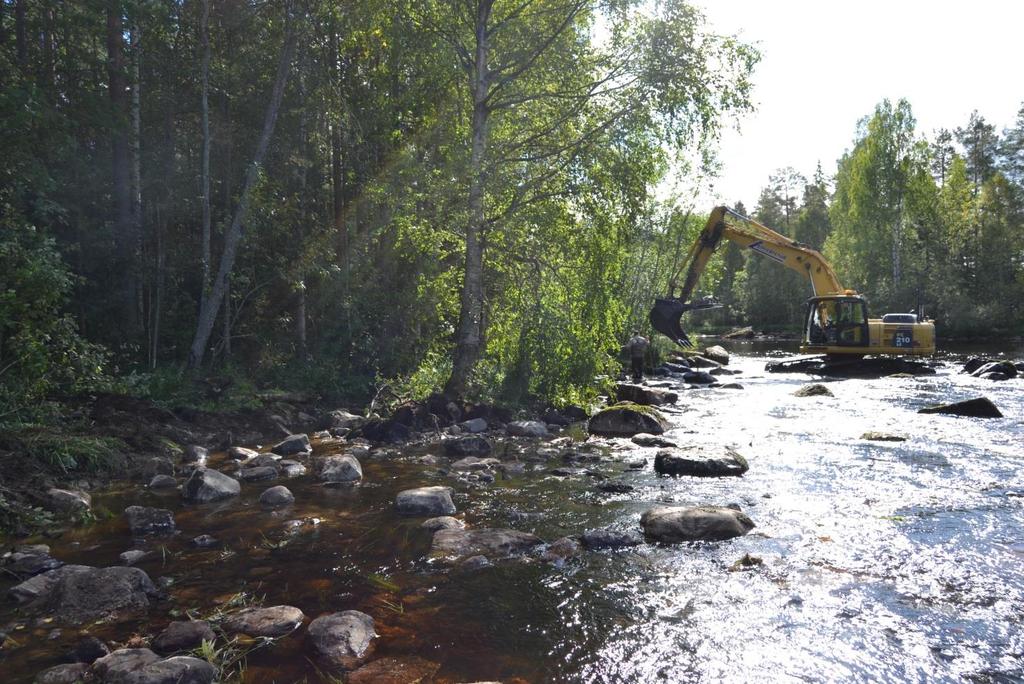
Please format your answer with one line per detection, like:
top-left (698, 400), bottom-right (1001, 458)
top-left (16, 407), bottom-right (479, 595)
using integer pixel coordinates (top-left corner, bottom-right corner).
top-left (107, 1), bottom-right (136, 335)
top-left (199, 0), bottom-right (212, 295)
top-left (445, 0), bottom-right (492, 398)
top-left (186, 10), bottom-right (296, 370)
top-left (15, 0), bottom-right (26, 74)
top-left (331, 123), bottom-right (347, 259)
top-left (130, 20), bottom-right (143, 306)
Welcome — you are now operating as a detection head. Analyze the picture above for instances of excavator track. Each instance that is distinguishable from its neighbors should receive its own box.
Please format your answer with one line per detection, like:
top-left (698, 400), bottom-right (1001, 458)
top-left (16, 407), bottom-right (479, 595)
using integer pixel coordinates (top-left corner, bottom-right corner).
top-left (765, 355), bottom-right (936, 377)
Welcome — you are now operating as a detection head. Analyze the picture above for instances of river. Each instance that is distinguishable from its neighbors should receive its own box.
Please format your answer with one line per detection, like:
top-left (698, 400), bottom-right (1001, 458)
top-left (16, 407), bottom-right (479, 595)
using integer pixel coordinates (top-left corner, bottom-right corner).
top-left (2, 343), bottom-right (1022, 683)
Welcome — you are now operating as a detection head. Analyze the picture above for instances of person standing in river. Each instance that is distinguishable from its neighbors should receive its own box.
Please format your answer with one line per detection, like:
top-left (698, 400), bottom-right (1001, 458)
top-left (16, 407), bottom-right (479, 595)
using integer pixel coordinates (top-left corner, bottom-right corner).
top-left (628, 331), bottom-right (649, 382)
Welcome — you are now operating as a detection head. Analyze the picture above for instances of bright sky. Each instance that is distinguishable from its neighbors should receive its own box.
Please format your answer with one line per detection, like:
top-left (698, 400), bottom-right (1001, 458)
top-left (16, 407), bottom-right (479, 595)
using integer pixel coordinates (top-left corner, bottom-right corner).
top-left (693, 0), bottom-right (1024, 209)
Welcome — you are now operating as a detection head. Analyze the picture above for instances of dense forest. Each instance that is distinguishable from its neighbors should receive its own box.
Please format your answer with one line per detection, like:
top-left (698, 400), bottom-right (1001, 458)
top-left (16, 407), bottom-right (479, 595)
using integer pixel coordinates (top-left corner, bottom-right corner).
top-left (2, 0), bottom-right (1022, 418)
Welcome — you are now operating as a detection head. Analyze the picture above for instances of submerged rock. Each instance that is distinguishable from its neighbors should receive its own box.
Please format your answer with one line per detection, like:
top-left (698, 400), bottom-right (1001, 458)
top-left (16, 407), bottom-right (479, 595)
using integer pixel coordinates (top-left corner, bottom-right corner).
top-left (119, 550), bottom-right (148, 566)
top-left (271, 433), bottom-right (311, 456)
top-left (347, 656), bottom-right (440, 684)
top-left (918, 397), bottom-right (1003, 418)
top-left (318, 454), bottom-right (363, 484)
top-left (395, 486), bottom-right (456, 516)
top-left (587, 403), bottom-right (669, 437)
top-left (421, 516), bottom-right (464, 532)
top-left (861, 431), bottom-right (907, 442)
top-left (654, 447), bottom-right (749, 477)
top-left (181, 468), bottom-right (240, 503)
top-left (223, 605), bottom-right (305, 637)
top-left (152, 620), bottom-right (215, 655)
top-left (307, 610), bottom-right (377, 670)
top-left (541, 536), bottom-right (581, 564)
top-left (430, 528), bottom-right (543, 562)
top-left (124, 506), bottom-right (176, 536)
top-left (793, 383), bottom-right (833, 397)
top-left (615, 383), bottom-right (678, 406)
top-left (10, 565), bottom-right (159, 623)
top-left (641, 505), bottom-right (754, 543)
top-left (626, 432), bottom-right (675, 448)
top-left (580, 528), bottom-right (642, 550)
top-left (506, 420), bottom-right (549, 438)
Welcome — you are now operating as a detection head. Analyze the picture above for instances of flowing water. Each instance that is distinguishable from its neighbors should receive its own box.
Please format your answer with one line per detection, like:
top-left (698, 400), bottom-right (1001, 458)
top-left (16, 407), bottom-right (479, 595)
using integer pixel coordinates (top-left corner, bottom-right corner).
top-left (2, 344), bottom-right (1023, 683)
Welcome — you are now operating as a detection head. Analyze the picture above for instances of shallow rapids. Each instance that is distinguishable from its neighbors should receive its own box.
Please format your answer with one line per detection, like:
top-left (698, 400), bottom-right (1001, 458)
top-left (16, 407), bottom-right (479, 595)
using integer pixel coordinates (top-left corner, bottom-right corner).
top-left (2, 345), bottom-right (1023, 683)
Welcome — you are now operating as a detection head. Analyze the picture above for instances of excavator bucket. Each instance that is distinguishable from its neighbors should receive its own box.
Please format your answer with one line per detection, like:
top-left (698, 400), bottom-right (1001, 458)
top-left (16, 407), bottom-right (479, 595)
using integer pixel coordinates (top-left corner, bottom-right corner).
top-left (649, 298), bottom-right (720, 347)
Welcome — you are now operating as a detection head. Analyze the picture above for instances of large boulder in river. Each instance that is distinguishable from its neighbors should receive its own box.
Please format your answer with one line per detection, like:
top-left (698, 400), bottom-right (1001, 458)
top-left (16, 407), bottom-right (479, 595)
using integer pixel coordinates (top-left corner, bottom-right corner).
top-left (124, 506), bottom-right (176, 536)
top-left (10, 565), bottom-right (159, 623)
top-left (430, 527), bottom-right (543, 562)
top-left (702, 345), bottom-right (730, 365)
top-left (443, 435), bottom-right (492, 457)
top-left (181, 467), bottom-right (240, 503)
top-left (615, 383), bottom-right (678, 406)
top-left (641, 506), bottom-right (754, 543)
top-left (682, 371), bottom-right (717, 385)
top-left (654, 447), bottom-right (748, 477)
top-left (259, 485), bottom-right (295, 508)
top-left (918, 397), bottom-right (1003, 418)
top-left (34, 662), bottom-right (90, 684)
top-left (506, 420), bottom-right (549, 438)
top-left (588, 403), bottom-right (669, 437)
top-left (307, 610), bottom-right (377, 670)
top-left (395, 486), bottom-right (456, 516)
top-left (322, 409), bottom-right (366, 431)
top-left (971, 360), bottom-right (1018, 381)
top-left (271, 433), bottom-right (311, 456)
top-left (223, 605), bottom-right (305, 637)
top-left (92, 648), bottom-right (215, 684)
top-left (318, 454), bottom-right (363, 484)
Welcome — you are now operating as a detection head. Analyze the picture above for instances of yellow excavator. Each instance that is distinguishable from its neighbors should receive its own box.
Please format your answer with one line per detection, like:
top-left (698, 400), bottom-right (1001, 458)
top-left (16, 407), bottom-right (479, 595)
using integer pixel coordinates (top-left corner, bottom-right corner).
top-left (649, 206), bottom-right (936, 358)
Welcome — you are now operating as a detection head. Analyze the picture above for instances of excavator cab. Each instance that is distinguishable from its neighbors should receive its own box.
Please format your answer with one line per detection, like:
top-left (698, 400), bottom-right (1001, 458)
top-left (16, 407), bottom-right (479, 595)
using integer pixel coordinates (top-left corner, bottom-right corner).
top-left (803, 296), bottom-right (869, 350)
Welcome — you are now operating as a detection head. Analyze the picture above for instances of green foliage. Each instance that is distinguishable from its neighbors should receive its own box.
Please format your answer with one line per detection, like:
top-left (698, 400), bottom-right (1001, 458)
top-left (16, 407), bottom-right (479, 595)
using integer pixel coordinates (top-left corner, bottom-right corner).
top-left (14, 430), bottom-right (127, 475)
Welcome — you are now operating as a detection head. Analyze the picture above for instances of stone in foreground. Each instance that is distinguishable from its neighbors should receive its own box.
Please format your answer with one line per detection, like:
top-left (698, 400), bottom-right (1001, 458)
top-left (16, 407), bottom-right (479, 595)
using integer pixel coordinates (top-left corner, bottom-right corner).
top-left (793, 383), bottom-right (833, 397)
top-left (918, 397), bottom-right (1002, 418)
top-left (10, 565), bottom-right (159, 624)
top-left (580, 528), bottom-right (642, 550)
top-left (395, 486), bottom-right (456, 516)
top-left (124, 506), bottom-right (176, 536)
top-left (181, 467), bottom-right (240, 503)
top-left (223, 605), bottom-right (305, 637)
top-left (35, 662), bottom-right (89, 684)
top-left (587, 403), bottom-right (669, 437)
top-left (421, 516), bottom-right (464, 532)
top-left (259, 485), bottom-right (295, 508)
top-left (152, 620), bottom-right (216, 655)
top-left (318, 454), bottom-right (363, 484)
top-left (506, 420), bottom-right (549, 438)
top-left (92, 648), bottom-right (215, 684)
top-left (654, 447), bottom-right (749, 477)
top-left (307, 610), bottom-right (377, 670)
top-left (641, 505), bottom-right (754, 543)
top-left (271, 433), bottom-right (312, 456)
top-left (442, 435), bottom-right (493, 457)
top-left (430, 527), bottom-right (543, 562)
top-left (615, 383), bottom-right (678, 406)
top-left (861, 431), bottom-right (908, 442)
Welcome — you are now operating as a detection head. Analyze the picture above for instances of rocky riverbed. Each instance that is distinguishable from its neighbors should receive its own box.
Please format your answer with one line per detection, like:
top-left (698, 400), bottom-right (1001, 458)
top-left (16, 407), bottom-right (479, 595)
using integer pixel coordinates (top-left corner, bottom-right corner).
top-left (2, 346), bottom-right (1023, 683)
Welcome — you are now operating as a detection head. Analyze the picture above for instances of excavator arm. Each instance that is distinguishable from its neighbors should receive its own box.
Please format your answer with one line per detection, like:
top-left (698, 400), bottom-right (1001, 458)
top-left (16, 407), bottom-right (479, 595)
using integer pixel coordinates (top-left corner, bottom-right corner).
top-left (651, 206), bottom-right (850, 346)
